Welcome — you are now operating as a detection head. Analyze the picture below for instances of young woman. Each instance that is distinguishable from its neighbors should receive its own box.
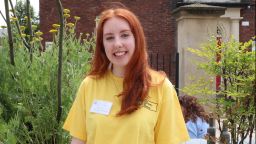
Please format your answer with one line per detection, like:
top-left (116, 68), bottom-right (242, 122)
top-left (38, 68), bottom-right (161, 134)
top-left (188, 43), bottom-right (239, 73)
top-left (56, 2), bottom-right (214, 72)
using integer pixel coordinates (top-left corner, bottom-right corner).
top-left (63, 8), bottom-right (189, 144)
top-left (179, 95), bottom-right (209, 139)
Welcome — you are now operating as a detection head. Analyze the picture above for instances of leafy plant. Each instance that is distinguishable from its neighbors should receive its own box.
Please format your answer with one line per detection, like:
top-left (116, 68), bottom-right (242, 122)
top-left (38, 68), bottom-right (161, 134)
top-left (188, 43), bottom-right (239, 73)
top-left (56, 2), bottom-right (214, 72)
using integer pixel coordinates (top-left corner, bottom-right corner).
top-left (0, 8), bottom-right (94, 143)
top-left (182, 36), bottom-right (255, 144)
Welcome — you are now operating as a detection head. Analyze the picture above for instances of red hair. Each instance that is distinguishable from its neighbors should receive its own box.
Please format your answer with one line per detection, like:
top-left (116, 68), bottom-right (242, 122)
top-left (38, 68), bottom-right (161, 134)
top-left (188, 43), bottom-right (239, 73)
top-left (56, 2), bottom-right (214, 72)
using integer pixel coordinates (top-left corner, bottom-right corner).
top-left (88, 8), bottom-right (151, 115)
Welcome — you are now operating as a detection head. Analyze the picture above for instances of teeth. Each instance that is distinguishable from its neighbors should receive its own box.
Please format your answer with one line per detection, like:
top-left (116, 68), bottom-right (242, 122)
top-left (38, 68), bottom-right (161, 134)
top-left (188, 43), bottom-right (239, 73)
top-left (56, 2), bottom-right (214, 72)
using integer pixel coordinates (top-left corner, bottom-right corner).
top-left (114, 51), bottom-right (126, 56)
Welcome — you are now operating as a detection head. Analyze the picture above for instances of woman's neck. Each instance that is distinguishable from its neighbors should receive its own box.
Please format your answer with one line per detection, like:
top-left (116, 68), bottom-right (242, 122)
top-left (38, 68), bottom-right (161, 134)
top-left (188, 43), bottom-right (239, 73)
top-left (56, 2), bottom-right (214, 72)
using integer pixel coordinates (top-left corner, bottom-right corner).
top-left (112, 65), bottom-right (125, 78)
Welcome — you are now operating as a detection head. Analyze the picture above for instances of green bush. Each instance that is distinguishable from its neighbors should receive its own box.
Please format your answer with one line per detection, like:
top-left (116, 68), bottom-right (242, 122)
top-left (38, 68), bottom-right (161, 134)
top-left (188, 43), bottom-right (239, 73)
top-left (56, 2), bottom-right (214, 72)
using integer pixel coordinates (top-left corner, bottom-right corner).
top-left (0, 13), bottom-right (93, 143)
top-left (182, 36), bottom-right (255, 143)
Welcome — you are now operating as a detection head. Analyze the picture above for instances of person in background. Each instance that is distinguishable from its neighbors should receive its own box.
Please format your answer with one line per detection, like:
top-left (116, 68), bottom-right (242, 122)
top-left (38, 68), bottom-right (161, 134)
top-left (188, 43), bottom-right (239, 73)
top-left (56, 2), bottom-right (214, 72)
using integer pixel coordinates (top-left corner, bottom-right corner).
top-left (179, 95), bottom-right (209, 139)
top-left (63, 7), bottom-right (189, 144)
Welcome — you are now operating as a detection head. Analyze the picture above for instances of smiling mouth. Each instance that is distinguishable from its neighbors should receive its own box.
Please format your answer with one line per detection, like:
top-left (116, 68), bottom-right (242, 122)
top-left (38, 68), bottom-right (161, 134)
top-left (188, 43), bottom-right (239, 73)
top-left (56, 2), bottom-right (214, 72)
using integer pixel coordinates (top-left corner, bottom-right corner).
top-left (114, 51), bottom-right (127, 57)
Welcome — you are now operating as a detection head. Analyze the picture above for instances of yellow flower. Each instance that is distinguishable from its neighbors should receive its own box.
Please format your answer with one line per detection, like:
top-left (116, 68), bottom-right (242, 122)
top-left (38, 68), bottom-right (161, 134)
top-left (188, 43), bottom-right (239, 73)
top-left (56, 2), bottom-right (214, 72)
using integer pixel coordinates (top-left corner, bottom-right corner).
top-left (35, 31), bottom-right (43, 36)
top-left (74, 16), bottom-right (80, 21)
top-left (24, 16), bottom-right (28, 19)
top-left (33, 37), bottom-right (39, 41)
top-left (38, 37), bottom-right (43, 41)
top-left (69, 29), bottom-right (74, 33)
top-left (10, 17), bottom-right (18, 21)
top-left (52, 24), bottom-right (60, 28)
top-left (49, 29), bottom-right (58, 33)
top-left (63, 9), bottom-right (70, 14)
top-left (66, 23), bottom-right (74, 28)
top-left (33, 37), bottom-right (43, 42)
top-left (64, 14), bottom-right (70, 18)
top-left (216, 61), bottom-right (222, 66)
top-left (20, 26), bottom-right (25, 30)
top-left (1, 26), bottom-right (7, 29)
top-left (32, 25), bottom-right (37, 30)
top-left (21, 34), bottom-right (26, 38)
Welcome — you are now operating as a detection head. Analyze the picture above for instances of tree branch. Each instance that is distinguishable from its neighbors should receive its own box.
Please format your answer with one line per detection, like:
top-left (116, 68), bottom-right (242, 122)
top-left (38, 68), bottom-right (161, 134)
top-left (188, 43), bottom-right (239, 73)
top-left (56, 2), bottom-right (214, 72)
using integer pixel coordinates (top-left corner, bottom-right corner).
top-left (26, 0), bottom-right (33, 62)
top-left (56, 0), bottom-right (64, 123)
top-left (0, 10), bottom-right (7, 24)
top-left (4, 0), bottom-right (15, 65)
top-left (9, 0), bottom-right (31, 51)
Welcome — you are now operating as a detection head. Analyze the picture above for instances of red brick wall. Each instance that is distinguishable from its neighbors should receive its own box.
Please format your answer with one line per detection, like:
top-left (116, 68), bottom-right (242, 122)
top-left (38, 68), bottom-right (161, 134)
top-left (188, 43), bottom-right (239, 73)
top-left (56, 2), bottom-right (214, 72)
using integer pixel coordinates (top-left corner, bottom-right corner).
top-left (39, 0), bottom-right (256, 85)
top-left (240, 0), bottom-right (256, 42)
top-left (40, 0), bottom-right (177, 83)
top-left (40, 0), bottom-right (102, 44)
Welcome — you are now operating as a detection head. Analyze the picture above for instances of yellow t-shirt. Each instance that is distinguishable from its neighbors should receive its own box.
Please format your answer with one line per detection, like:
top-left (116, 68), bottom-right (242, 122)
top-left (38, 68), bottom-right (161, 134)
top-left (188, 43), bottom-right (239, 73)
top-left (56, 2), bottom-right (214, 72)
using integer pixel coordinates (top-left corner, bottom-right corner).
top-left (63, 70), bottom-right (189, 144)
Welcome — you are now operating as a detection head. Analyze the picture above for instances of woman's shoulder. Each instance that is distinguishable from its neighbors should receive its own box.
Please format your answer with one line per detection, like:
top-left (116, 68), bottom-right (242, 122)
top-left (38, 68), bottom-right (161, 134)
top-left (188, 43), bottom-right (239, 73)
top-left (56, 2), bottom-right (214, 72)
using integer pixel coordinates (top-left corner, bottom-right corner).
top-left (81, 72), bottom-right (111, 85)
top-left (79, 75), bottom-right (99, 86)
top-left (186, 117), bottom-right (209, 129)
top-left (148, 69), bottom-right (167, 86)
top-left (82, 75), bottom-right (95, 82)
top-left (149, 69), bottom-right (175, 89)
top-left (195, 117), bottom-right (209, 127)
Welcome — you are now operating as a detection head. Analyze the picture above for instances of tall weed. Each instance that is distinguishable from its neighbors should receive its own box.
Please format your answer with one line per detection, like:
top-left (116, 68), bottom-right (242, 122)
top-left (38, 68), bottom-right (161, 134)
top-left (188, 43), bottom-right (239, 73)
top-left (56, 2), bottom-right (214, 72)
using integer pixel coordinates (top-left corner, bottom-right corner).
top-left (0, 14), bottom-right (94, 143)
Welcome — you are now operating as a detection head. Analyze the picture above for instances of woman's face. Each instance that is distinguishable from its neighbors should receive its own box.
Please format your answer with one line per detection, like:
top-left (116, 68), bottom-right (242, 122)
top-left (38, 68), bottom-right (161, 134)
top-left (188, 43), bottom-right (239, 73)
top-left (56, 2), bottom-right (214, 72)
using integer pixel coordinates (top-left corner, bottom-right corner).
top-left (103, 17), bottom-right (135, 72)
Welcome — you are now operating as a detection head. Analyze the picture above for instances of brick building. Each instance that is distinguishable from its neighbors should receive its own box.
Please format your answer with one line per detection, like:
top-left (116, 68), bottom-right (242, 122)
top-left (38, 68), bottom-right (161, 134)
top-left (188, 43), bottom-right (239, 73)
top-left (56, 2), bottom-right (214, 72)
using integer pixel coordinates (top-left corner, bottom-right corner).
top-left (239, 0), bottom-right (256, 42)
top-left (40, 0), bottom-right (255, 85)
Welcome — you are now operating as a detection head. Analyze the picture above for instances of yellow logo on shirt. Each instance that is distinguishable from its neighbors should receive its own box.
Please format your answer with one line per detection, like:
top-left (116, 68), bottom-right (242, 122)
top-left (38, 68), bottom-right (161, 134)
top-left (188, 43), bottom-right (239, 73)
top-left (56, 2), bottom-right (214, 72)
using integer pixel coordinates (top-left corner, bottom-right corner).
top-left (143, 99), bottom-right (158, 112)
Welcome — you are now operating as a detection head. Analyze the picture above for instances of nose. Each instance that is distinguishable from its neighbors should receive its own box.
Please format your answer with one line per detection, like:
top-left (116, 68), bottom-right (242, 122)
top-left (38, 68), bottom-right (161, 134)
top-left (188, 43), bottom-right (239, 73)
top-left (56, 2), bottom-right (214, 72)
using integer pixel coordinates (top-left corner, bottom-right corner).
top-left (114, 37), bottom-right (122, 49)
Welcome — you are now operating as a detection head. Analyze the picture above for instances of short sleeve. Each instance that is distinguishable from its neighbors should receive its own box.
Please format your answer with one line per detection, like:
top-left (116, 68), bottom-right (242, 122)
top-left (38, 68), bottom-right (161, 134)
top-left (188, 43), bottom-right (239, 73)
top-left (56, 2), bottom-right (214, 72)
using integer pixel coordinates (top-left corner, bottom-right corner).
top-left (63, 78), bottom-right (88, 142)
top-left (154, 79), bottom-right (190, 144)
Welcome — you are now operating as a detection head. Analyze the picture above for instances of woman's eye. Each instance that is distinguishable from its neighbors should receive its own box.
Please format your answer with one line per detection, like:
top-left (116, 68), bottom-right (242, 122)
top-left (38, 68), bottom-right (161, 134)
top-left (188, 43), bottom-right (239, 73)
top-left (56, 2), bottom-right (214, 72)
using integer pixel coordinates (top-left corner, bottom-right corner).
top-left (106, 36), bottom-right (114, 41)
top-left (121, 33), bottom-right (129, 38)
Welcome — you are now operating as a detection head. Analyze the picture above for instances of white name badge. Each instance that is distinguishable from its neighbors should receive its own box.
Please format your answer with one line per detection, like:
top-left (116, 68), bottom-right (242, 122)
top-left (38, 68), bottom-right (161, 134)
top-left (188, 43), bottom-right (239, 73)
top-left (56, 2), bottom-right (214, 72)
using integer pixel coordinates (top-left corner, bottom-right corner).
top-left (90, 100), bottom-right (113, 115)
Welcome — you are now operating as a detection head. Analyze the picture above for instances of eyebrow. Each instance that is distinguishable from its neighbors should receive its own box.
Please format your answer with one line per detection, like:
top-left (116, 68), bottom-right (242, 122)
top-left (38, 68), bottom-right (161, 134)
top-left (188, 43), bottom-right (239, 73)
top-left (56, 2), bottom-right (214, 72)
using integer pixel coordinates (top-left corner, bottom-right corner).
top-left (103, 29), bottom-right (131, 36)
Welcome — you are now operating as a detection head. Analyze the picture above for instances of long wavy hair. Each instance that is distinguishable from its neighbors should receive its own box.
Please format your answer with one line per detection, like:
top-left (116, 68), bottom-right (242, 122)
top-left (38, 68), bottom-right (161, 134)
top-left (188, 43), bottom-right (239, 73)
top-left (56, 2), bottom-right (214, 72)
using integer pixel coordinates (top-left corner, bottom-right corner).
top-left (179, 95), bottom-right (209, 123)
top-left (88, 8), bottom-right (151, 116)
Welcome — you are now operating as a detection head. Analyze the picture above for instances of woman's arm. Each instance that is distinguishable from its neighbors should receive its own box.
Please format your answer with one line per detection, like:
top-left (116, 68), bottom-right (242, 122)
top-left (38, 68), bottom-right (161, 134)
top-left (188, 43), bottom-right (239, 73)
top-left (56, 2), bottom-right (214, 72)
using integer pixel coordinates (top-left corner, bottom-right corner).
top-left (71, 137), bottom-right (86, 144)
